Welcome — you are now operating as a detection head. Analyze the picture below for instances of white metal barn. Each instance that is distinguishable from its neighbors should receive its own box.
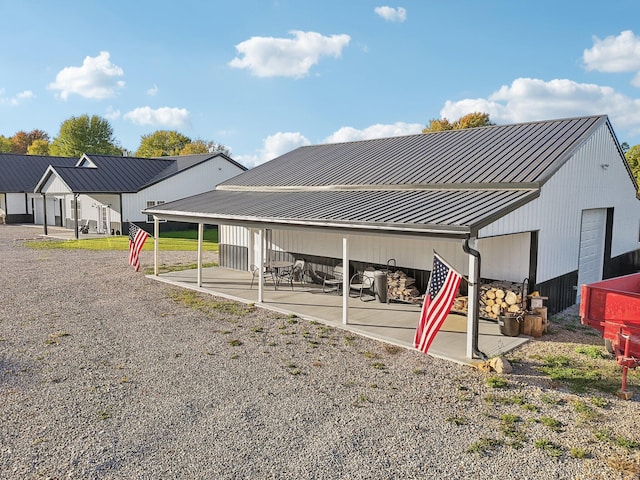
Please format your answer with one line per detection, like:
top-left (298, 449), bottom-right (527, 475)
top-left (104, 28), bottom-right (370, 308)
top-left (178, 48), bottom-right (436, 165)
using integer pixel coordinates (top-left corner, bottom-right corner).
top-left (145, 115), bottom-right (640, 319)
top-left (34, 153), bottom-right (246, 236)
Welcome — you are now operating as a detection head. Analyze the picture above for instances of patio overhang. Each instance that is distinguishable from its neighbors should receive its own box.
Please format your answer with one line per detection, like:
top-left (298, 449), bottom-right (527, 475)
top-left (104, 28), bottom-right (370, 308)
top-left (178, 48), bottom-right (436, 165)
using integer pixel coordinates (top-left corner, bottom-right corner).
top-left (142, 187), bottom-right (540, 362)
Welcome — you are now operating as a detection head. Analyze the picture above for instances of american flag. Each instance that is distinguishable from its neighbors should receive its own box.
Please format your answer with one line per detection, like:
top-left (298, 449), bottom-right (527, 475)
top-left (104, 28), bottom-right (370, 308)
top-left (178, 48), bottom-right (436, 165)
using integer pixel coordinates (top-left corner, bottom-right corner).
top-left (415, 252), bottom-right (462, 354)
top-left (128, 224), bottom-right (150, 272)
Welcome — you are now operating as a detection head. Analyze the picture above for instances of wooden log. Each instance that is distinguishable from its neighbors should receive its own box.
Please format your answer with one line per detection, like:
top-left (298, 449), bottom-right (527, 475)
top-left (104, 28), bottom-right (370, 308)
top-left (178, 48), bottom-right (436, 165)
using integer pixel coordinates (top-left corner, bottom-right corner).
top-left (533, 306), bottom-right (548, 332)
top-left (524, 314), bottom-right (543, 337)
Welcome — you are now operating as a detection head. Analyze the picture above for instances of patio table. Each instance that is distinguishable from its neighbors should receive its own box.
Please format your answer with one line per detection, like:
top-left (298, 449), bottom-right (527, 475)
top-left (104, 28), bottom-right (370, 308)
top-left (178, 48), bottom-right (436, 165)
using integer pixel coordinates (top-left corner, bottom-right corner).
top-left (267, 261), bottom-right (294, 290)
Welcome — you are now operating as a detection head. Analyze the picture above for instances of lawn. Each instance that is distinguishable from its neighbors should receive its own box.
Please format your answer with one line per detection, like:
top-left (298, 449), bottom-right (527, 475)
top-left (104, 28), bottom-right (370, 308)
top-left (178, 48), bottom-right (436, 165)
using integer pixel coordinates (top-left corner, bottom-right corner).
top-left (24, 229), bottom-right (218, 252)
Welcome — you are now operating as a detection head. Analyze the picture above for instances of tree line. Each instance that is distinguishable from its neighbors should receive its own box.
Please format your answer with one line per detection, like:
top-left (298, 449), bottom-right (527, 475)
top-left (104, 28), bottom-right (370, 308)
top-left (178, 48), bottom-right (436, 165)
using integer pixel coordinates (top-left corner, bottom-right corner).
top-left (0, 114), bottom-right (230, 158)
top-left (2, 112), bottom-right (639, 188)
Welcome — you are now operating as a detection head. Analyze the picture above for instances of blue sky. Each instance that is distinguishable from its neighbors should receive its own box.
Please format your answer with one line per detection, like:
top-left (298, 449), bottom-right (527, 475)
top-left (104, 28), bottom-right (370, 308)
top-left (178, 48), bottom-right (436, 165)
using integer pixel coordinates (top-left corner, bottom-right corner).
top-left (2, 0), bottom-right (640, 167)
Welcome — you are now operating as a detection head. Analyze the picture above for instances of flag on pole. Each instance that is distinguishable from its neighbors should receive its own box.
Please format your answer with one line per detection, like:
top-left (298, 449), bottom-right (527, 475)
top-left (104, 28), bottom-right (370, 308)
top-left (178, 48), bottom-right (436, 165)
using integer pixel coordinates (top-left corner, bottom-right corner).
top-left (415, 252), bottom-right (462, 354)
top-left (128, 223), bottom-right (150, 272)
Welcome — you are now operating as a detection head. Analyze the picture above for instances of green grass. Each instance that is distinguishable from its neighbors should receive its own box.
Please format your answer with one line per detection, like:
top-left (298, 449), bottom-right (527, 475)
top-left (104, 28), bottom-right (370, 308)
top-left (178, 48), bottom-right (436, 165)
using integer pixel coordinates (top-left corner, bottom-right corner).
top-left (467, 437), bottom-right (503, 455)
top-left (24, 229), bottom-right (218, 252)
top-left (536, 354), bottom-right (622, 394)
top-left (485, 376), bottom-right (509, 389)
top-left (534, 439), bottom-right (563, 457)
top-left (574, 345), bottom-right (609, 359)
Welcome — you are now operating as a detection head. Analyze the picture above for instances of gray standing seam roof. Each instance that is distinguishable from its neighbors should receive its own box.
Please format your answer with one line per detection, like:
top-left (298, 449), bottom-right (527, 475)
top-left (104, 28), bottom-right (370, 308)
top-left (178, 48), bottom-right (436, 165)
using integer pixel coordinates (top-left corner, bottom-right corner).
top-left (220, 115), bottom-right (607, 188)
top-left (0, 154), bottom-right (77, 192)
top-left (143, 115), bottom-right (623, 236)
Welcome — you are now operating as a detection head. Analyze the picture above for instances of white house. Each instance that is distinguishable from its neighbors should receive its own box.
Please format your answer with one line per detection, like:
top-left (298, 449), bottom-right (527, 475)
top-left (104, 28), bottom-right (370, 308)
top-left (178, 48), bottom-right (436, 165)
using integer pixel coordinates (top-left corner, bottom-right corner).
top-left (143, 115), bottom-right (640, 320)
top-left (34, 152), bottom-right (246, 235)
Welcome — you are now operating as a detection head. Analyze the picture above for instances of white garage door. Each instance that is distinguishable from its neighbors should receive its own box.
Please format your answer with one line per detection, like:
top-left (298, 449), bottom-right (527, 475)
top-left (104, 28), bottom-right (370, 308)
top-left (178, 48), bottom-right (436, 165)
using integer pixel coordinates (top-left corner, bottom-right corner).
top-left (576, 208), bottom-right (606, 303)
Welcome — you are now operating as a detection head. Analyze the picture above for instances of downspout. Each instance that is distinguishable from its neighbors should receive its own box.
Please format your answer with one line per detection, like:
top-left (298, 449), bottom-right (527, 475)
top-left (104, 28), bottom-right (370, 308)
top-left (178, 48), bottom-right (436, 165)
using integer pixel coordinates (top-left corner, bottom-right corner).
top-left (463, 235), bottom-right (487, 360)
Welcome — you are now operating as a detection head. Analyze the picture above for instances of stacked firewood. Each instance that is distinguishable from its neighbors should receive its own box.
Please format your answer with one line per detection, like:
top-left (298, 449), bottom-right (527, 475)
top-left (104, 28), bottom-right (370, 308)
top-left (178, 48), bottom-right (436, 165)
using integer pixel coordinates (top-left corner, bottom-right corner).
top-left (479, 281), bottom-right (526, 320)
top-left (387, 270), bottom-right (423, 304)
top-left (451, 280), bottom-right (527, 320)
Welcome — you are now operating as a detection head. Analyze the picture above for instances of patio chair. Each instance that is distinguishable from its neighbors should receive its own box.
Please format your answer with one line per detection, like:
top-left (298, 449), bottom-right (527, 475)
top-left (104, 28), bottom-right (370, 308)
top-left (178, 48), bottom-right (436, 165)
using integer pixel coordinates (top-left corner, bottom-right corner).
top-left (250, 264), bottom-right (275, 289)
top-left (349, 267), bottom-right (376, 301)
top-left (279, 259), bottom-right (306, 290)
top-left (322, 264), bottom-right (344, 294)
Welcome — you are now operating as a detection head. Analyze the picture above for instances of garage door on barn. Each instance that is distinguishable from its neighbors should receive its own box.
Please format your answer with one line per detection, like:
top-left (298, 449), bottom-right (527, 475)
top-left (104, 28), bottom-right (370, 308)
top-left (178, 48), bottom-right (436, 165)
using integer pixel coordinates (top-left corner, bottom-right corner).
top-left (576, 208), bottom-right (607, 303)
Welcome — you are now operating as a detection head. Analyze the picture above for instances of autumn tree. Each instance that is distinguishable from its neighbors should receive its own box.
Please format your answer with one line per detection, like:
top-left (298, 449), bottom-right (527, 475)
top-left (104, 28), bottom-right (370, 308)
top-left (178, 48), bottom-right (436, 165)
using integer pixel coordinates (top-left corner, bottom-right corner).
top-left (179, 139), bottom-right (230, 156)
top-left (423, 112), bottom-right (495, 133)
top-left (27, 139), bottom-right (51, 155)
top-left (135, 131), bottom-right (230, 157)
top-left (625, 144), bottom-right (640, 190)
top-left (50, 115), bottom-right (122, 157)
top-left (134, 130), bottom-right (191, 157)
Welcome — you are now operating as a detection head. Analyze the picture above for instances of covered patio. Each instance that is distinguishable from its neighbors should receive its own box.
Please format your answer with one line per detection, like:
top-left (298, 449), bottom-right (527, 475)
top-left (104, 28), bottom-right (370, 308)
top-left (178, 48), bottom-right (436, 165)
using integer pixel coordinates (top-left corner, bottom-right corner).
top-left (149, 263), bottom-right (528, 365)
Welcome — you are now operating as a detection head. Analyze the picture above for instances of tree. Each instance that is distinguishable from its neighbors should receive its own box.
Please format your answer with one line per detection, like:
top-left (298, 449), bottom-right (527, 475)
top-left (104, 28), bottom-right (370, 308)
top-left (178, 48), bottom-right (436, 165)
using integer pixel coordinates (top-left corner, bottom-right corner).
top-left (625, 144), bottom-right (640, 189)
top-left (50, 115), bottom-right (122, 157)
top-left (0, 135), bottom-right (12, 153)
top-left (423, 118), bottom-right (454, 132)
top-left (134, 130), bottom-right (191, 157)
top-left (423, 112), bottom-right (494, 133)
top-left (9, 129), bottom-right (50, 154)
top-left (27, 139), bottom-right (51, 155)
top-left (179, 139), bottom-right (231, 156)
top-left (11, 131), bottom-right (30, 153)
top-left (454, 112), bottom-right (494, 129)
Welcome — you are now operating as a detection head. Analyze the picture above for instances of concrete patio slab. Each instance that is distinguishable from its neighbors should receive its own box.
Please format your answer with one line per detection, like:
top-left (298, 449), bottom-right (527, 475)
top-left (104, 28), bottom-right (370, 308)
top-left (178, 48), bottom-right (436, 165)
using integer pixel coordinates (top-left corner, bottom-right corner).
top-left (149, 266), bottom-right (529, 365)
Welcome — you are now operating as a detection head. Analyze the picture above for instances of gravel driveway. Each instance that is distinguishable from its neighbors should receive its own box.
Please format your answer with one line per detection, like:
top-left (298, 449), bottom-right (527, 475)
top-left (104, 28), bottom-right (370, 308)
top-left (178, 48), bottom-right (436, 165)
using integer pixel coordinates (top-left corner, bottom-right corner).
top-left (1, 224), bottom-right (638, 479)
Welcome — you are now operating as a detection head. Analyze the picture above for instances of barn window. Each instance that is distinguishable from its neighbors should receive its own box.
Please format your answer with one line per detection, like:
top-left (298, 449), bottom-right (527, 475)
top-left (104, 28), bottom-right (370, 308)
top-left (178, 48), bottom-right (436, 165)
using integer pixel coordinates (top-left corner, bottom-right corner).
top-left (70, 198), bottom-right (80, 220)
top-left (146, 200), bottom-right (166, 223)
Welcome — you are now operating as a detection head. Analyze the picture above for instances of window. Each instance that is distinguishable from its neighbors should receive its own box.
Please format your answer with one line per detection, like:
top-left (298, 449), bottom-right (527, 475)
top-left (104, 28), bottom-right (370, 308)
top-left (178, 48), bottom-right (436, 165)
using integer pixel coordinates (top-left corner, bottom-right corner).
top-left (146, 200), bottom-right (165, 223)
top-left (70, 198), bottom-right (80, 220)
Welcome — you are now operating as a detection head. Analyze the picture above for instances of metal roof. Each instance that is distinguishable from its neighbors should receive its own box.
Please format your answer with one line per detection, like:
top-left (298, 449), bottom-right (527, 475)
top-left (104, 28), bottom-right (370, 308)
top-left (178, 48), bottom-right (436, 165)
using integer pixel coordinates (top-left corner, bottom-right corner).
top-left (143, 188), bottom-right (539, 237)
top-left (220, 115), bottom-right (607, 189)
top-left (144, 115), bottom-right (620, 237)
top-left (0, 154), bottom-right (77, 192)
top-left (35, 153), bottom-right (247, 194)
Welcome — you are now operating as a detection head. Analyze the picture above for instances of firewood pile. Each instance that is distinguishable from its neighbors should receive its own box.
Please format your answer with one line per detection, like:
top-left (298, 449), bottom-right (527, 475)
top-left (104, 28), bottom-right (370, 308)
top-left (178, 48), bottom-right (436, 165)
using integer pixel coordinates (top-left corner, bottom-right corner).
top-left (387, 270), bottom-right (423, 304)
top-left (452, 280), bottom-right (527, 320)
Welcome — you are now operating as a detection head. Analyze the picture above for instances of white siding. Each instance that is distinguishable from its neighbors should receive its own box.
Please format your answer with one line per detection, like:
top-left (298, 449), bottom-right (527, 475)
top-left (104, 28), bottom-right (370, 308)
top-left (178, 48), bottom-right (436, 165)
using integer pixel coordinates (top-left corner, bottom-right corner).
top-left (6, 193), bottom-right (27, 215)
top-left (71, 194), bottom-right (121, 232)
top-left (41, 174), bottom-right (71, 194)
top-left (124, 157), bottom-right (245, 223)
top-left (479, 123), bottom-right (640, 283)
top-left (220, 225), bottom-right (248, 247)
top-left (263, 228), bottom-right (530, 282)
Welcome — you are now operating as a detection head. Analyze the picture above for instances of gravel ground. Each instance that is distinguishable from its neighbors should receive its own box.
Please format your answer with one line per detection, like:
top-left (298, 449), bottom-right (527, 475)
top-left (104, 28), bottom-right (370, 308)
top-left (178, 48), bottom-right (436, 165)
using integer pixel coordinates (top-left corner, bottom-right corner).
top-left (1, 224), bottom-right (639, 480)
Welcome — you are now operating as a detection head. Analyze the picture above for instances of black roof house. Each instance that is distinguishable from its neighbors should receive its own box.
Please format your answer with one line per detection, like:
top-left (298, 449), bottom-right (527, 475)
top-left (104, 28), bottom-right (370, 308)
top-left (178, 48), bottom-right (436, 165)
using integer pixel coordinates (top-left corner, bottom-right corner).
top-left (0, 154), bottom-right (77, 193)
top-left (35, 152), bottom-right (246, 194)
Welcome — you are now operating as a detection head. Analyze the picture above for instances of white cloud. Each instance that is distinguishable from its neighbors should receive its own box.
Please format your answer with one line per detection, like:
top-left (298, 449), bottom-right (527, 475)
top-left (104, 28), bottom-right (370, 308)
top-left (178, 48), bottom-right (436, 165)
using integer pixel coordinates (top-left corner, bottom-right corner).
top-left (104, 106), bottom-right (121, 120)
top-left (147, 84), bottom-right (158, 96)
top-left (324, 122), bottom-right (423, 143)
top-left (0, 89), bottom-right (34, 106)
top-left (583, 30), bottom-right (640, 74)
top-left (48, 51), bottom-right (125, 100)
top-left (123, 106), bottom-right (191, 128)
top-left (229, 30), bottom-right (350, 78)
top-left (374, 6), bottom-right (407, 22)
top-left (236, 131), bottom-right (311, 167)
top-left (439, 77), bottom-right (640, 137)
